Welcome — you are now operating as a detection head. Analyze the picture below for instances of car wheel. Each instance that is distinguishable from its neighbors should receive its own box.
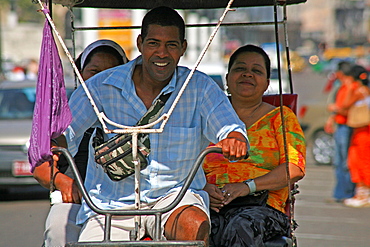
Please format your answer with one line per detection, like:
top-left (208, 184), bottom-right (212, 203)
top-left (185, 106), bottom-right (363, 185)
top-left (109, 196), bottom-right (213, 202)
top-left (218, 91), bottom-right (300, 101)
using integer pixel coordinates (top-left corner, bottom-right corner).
top-left (311, 130), bottom-right (335, 166)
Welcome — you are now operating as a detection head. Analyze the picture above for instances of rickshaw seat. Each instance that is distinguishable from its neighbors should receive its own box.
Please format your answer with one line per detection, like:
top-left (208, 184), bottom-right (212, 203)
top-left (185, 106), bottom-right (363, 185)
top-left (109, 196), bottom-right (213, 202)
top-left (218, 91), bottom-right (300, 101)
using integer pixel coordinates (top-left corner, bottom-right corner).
top-left (262, 93), bottom-right (298, 114)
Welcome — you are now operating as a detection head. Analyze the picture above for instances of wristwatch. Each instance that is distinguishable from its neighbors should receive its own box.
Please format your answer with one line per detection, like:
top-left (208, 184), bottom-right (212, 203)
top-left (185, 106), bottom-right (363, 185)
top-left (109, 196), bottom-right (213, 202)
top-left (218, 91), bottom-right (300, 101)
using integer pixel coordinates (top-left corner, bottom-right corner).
top-left (243, 179), bottom-right (256, 194)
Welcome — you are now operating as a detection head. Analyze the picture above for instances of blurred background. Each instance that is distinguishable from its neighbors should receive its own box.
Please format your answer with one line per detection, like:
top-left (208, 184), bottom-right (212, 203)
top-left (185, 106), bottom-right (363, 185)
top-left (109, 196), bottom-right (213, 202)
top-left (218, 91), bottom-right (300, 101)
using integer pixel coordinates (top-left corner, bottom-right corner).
top-left (1, 0), bottom-right (370, 78)
top-left (1, 0), bottom-right (370, 246)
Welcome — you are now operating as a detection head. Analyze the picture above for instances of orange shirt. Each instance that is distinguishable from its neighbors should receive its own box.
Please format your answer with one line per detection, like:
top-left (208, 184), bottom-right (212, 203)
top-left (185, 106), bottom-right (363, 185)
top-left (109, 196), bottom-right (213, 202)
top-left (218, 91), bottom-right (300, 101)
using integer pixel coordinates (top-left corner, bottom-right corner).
top-left (335, 83), bottom-right (359, 124)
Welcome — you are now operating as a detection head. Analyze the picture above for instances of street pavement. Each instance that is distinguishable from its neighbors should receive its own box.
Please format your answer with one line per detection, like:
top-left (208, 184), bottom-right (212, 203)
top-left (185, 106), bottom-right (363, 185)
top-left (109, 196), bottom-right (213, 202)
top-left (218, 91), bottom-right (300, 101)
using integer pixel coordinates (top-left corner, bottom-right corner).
top-left (294, 153), bottom-right (370, 247)
top-left (292, 68), bottom-right (370, 247)
top-left (2, 68), bottom-right (370, 247)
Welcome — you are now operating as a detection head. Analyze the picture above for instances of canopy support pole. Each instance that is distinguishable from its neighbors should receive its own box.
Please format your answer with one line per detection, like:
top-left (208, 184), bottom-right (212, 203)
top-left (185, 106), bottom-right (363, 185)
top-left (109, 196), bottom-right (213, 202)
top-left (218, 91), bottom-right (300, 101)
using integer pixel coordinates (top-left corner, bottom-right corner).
top-left (273, 1), bottom-right (296, 245)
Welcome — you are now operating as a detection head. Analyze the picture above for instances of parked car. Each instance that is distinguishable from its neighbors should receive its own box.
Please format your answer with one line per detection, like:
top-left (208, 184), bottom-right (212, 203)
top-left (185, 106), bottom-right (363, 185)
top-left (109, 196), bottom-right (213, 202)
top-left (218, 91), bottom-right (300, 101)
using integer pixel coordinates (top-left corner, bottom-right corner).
top-left (298, 97), bottom-right (335, 166)
top-left (0, 79), bottom-right (75, 190)
top-left (265, 67), bottom-right (290, 94)
top-left (180, 62), bottom-right (227, 92)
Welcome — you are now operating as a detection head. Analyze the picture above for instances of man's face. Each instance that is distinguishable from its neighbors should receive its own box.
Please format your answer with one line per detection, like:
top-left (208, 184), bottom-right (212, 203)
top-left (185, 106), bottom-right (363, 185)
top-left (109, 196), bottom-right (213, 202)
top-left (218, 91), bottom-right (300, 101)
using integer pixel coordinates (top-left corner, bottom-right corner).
top-left (137, 24), bottom-right (187, 84)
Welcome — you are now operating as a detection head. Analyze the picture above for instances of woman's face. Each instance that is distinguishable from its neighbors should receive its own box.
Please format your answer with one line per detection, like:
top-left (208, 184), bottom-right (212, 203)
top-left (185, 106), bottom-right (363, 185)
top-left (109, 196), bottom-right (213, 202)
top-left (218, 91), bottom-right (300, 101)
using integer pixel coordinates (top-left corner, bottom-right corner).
top-left (82, 52), bottom-right (121, 80)
top-left (226, 52), bottom-right (269, 99)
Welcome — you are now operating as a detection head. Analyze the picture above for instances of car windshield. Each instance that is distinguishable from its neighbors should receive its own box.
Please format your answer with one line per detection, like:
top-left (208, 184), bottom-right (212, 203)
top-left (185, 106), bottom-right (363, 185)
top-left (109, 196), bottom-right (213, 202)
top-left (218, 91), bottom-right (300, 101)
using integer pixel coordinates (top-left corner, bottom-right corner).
top-left (270, 68), bottom-right (279, 80)
top-left (0, 88), bottom-right (36, 119)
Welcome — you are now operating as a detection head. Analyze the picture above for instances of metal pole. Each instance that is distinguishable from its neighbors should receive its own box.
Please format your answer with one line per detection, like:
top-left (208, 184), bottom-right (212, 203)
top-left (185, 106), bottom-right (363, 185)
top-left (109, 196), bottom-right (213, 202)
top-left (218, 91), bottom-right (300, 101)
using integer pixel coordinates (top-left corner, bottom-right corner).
top-left (132, 132), bottom-right (141, 241)
top-left (274, 1), bottom-right (295, 245)
top-left (48, 0), bottom-right (52, 18)
top-left (0, 9), bottom-right (3, 77)
top-left (273, 1), bottom-right (282, 96)
top-left (69, 7), bottom-right (78, 89)
top-left (283, 4), bottom-right (294, 94)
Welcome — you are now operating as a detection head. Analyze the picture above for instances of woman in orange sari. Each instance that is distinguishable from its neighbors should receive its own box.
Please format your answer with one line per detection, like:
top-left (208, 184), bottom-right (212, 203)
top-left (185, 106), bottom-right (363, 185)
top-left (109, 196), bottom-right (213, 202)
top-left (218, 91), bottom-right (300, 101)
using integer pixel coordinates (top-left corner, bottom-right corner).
top-left (203, 44), bottom-right (306, 246)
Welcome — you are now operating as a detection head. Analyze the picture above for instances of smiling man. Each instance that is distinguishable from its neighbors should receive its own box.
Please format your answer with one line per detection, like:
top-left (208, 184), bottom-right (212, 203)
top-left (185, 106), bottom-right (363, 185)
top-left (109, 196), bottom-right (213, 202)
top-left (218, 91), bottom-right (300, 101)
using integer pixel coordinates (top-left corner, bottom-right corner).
top-left (61, 6), bottom-right (248, 244)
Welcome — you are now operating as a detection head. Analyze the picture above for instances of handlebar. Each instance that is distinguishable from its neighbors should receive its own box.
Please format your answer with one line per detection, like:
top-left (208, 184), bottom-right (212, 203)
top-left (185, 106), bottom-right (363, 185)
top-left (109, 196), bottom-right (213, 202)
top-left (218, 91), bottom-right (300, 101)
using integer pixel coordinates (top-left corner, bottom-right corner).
top-left (51, 146), bottom-right (223, 216)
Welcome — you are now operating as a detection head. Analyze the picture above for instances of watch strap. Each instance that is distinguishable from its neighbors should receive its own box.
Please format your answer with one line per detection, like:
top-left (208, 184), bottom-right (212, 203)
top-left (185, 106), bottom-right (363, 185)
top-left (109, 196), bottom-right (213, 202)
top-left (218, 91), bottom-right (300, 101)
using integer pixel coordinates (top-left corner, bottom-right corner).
top-left (244, 179), bottom-right (256, 194)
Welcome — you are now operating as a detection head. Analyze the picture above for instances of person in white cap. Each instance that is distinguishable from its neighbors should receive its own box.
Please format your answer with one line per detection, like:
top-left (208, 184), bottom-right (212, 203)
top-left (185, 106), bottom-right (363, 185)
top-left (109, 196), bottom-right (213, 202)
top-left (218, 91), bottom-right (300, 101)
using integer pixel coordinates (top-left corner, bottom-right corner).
top-left (33, 39), bottom-right (128, 247)
top-left (77, 39), bottom-right (129, 80)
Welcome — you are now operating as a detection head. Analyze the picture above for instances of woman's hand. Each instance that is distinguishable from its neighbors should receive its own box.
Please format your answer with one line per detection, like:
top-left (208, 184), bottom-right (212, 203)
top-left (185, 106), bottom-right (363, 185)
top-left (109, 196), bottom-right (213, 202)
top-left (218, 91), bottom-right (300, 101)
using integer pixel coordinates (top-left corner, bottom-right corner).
top-left (203, 183), bottom-right (225, 213)
top-left (221, 182), bottom-right (250, 205)
top-left (204, 182), bottom-right (251, 212)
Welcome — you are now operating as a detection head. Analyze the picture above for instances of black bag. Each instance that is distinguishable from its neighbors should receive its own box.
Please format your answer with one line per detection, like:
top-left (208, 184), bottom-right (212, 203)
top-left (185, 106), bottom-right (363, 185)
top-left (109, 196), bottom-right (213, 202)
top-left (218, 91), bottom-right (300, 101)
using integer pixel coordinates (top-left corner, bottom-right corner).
top-left (220, 190), bottom-right (269, 213)
top-left (94, 93), bottom-right (171, 181)
top-left (94, 133), bottom-right (150, 181)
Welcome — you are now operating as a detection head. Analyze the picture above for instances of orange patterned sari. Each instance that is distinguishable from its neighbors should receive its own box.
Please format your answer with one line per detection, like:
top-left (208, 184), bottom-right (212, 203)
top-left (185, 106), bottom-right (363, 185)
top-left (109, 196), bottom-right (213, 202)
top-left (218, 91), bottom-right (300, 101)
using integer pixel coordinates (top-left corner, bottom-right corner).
top-left (203, 106), bottom-right (306, 212)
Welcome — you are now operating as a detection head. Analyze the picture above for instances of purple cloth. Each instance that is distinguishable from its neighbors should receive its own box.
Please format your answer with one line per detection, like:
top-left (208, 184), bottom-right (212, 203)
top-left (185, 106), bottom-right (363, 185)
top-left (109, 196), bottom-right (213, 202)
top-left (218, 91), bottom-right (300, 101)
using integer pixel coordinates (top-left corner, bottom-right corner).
top-left (28, 9), bottom-right (72, 172)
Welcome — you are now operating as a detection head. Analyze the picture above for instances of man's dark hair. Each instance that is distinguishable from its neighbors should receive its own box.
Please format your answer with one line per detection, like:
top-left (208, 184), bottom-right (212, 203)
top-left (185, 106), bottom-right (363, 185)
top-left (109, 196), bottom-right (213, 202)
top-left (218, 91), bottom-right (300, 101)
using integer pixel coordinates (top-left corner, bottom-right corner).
top-left (228, 44), bottom-right (271, 79)
top-left (141, 6), bottom-right (185, 42)
top-left (337, 61), bottom-right (352, 76)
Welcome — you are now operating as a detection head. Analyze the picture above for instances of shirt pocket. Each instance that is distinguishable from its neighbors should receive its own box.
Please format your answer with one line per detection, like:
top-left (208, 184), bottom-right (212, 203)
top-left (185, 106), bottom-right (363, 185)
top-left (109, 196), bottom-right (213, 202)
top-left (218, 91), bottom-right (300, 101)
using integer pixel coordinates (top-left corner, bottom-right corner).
top-left (165, 126), bottom-right (200, 162)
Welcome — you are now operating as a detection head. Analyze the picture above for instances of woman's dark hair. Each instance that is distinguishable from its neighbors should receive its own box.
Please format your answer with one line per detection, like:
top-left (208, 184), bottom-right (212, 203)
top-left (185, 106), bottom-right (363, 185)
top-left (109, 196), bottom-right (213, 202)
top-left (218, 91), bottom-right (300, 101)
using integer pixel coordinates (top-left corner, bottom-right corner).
top-left (76, 46), bottom-right (126, 71)
top-left (350, 64), bottom-right (369, 86)
top-left (141, 6), bottom-right (185, 43)
top-left (228, 44), bottom-right (271, 79)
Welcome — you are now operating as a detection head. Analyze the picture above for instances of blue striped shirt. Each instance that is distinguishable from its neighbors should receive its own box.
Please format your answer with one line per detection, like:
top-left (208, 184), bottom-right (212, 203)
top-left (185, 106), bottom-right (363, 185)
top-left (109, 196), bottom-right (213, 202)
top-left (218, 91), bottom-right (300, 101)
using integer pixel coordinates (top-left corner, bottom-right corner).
top-left (64, 56), bottom-right (247, 224)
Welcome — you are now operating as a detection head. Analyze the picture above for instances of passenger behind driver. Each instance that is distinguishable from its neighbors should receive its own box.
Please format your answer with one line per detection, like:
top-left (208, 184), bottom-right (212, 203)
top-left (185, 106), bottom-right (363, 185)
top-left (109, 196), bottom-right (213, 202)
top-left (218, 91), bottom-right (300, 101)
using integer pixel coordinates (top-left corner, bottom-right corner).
top-left (32, 39), bottom-right (128, 247)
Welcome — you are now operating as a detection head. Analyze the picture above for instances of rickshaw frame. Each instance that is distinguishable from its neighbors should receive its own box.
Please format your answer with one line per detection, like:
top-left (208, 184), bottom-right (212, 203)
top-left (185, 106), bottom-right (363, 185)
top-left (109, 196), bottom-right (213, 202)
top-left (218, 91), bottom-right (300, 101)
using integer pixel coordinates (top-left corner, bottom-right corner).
top-left (39, 0), bottom-right (307, 246)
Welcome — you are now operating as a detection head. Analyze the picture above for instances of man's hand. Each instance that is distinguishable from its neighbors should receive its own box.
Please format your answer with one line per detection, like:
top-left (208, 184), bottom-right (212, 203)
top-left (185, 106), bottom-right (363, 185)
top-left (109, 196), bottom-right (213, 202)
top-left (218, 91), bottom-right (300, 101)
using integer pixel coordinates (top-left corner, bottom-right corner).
top-left (215, 131), bottom-right (248, 161)
top-left (54, 174), bottom-right (82, 204)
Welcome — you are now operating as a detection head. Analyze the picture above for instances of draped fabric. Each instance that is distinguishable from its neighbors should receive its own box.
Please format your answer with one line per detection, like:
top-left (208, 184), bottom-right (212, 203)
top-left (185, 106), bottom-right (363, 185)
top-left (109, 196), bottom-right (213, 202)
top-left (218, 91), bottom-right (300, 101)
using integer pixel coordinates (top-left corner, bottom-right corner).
top-left (210, 205), bottom-right (289, 247)
top-left (28, 8), bottom-right (72, 172)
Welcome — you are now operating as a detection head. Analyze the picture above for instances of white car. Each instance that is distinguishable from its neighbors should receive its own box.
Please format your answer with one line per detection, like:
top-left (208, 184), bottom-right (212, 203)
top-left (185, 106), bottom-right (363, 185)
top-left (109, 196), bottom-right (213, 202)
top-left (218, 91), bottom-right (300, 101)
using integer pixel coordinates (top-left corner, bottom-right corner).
top-left (180, 62), bottom-right (227, 92)
top-left (265, 68), bottom-right (290, 95)
top-left (0, 80), bottom-right (75, 190)
top-left (298, 98), bottom-right (335, 166)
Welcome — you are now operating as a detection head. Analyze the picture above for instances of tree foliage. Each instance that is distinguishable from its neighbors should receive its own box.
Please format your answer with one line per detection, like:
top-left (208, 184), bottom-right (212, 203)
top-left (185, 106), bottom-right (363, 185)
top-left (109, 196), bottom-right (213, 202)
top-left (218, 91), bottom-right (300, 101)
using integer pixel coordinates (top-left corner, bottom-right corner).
top-left (0, 0), bottom-right (44, 23)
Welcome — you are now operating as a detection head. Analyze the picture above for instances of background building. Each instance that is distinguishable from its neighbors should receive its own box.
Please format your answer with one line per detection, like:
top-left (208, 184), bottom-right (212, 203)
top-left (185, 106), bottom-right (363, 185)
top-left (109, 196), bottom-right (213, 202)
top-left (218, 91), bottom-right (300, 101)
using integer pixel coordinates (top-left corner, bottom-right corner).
top-left (0, 0), bottom-right (370, 80)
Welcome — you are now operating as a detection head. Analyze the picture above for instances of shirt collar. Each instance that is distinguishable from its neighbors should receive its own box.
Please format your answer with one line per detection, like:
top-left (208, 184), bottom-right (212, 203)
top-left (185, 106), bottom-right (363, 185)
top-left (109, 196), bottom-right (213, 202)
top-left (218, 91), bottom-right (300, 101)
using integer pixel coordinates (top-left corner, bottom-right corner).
top-left (104, 55), bottom-right (177, 97)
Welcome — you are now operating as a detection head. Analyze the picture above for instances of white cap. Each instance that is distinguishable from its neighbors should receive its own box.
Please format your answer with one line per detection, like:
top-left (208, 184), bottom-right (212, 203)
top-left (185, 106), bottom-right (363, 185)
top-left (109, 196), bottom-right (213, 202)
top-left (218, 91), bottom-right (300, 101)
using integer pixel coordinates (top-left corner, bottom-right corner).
top-left (80, 39), bottom-right (128, 69)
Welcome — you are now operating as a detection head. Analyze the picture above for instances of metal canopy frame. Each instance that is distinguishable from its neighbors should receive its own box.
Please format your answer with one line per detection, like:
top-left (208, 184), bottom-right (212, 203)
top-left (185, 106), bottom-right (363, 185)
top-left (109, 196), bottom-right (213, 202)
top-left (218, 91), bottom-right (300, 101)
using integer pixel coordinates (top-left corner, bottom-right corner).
top-left (51, 0), bottom-right (306, 9)
top-left (40, 0), bottom-right (306, 246)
